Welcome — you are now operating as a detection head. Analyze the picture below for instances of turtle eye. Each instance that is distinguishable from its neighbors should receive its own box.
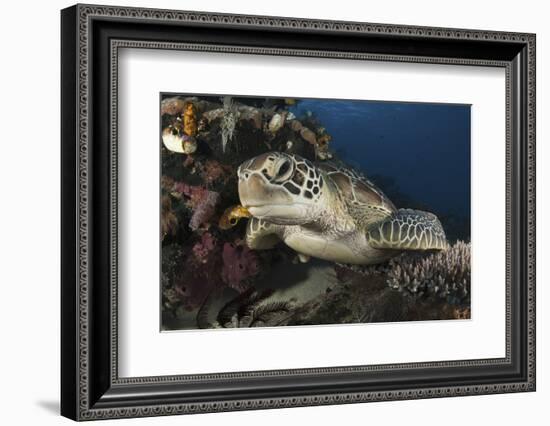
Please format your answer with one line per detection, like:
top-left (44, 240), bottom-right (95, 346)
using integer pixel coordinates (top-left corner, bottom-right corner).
top-left (274, 159), bottom-right (293, 182)
top-left (171, 127), bottom-right (179, 136)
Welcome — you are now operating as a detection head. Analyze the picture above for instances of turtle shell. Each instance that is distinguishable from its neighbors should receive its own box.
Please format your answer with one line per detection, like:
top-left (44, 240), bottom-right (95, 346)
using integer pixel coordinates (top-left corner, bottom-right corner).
top-left (318, 162), bottom-right (396, 214)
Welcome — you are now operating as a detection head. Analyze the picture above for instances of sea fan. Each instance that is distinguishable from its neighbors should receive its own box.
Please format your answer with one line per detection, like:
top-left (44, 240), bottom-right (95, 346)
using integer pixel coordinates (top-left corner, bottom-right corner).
top-left (197, 287), bottom-right (294, 329)
top-left (245, 301), bottom-right (295, 327)
top-left (216, 288), bottom-right (274, 327)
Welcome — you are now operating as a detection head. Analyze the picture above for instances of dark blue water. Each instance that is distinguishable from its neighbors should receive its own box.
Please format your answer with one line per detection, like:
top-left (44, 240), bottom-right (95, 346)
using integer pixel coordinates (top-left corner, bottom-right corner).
top-left (290, 99), bottom-right (471, 219)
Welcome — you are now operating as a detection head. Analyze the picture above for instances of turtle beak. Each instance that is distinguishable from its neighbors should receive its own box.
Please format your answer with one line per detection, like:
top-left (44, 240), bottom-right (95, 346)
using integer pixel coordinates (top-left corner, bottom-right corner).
top-left (238, 174), bottom-right (267, 208)
top-left (238, 171), bottom-right (294, 212)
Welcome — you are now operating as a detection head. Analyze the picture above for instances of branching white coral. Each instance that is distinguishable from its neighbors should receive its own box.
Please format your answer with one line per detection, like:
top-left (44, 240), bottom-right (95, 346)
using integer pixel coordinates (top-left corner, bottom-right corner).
top-left (386, 240), bottom-right (471, 303)
top-left (221, 96), bottom-right (238, 153)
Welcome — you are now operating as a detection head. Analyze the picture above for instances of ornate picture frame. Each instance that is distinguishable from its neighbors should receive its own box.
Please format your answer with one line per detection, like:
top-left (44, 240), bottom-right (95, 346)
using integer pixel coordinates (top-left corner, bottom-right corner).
top-left (61, 4), bottom-right (535, 420)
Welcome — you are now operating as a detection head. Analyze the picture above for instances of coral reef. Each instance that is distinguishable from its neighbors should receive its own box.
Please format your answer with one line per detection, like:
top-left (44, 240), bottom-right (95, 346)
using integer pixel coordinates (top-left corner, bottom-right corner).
top-left (201, 288), bottom-right (296, 328)
top-left (239, 105), bottom-right (263, 130)
top-left (268, 112), bottom-right (287, 134)
top-left (315, 131), bottom-right (333, 160)
top-left (188, 191), bottom-right (219, 231)
top-left (192, 232), bottom-right (217, 262)
top-left (221, 96), bottom-right (237, 152)
top-left (160, 94), bottom-right (471, 330)
top-left (299, 126), bottom-right (317, 145)
top-left (199, 160), bottom-right (232, 186)
top-left (183, 102), bottom-right (198, 137)
top-left (281, 246), bottom-right (471, 326)
top-left (161, 244), bottom-right (186, 314)
top-left (171, 181), bottom-right (220, 231)
top-left (386, 240), bottom-right (470, 304)
top-left (161, 98), bottom-right (200, 155)
top-left (160, 195), bottom-right (178, 240)
top-left (174, 237), bottom-right (221, 312)
top-left (160, 97), bottom-right (186, 116)
top-left (221, 242), bottom-right (259, 292)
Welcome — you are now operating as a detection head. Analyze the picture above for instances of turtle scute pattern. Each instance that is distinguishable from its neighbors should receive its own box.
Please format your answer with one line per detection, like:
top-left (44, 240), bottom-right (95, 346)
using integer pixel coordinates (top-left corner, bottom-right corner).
top-left (318, 162), bottom-right (396, 226)
top-left (367, 208), bottom-right (448, 251)
top-left (290, 157), bottom-right (323, 201)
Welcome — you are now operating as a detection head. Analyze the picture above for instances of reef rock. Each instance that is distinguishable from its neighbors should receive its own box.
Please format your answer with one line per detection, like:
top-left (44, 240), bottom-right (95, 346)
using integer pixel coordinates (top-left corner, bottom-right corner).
top-left (268, 112), bottom-right (287, 134)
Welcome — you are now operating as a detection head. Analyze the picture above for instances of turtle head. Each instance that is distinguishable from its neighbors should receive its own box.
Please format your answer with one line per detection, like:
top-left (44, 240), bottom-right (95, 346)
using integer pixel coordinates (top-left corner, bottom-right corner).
top-left (237, 152), bottom-right (325, 225)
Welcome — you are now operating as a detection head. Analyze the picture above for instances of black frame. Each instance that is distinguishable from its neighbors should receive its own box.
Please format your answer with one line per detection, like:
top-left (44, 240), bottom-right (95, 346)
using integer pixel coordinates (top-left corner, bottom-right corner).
top-left (61, 4), bottom-right (536, 421)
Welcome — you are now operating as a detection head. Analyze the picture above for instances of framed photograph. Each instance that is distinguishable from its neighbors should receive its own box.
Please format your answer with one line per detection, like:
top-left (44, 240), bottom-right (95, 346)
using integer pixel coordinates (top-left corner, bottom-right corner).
top-left (61, 4), bottom-right (536, 421)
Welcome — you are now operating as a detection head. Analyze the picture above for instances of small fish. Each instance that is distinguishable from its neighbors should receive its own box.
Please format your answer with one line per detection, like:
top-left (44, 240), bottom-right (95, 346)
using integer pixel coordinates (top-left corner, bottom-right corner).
top-left (219, 205), bottom-right (251, 230)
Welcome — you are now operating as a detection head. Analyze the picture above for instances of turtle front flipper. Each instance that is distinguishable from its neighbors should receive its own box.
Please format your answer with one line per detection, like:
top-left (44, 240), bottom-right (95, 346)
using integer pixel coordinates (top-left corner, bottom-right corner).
top-left (245, 218), bottom-right (284, 250)
top-left (367, 208), bottom-right (448, 251)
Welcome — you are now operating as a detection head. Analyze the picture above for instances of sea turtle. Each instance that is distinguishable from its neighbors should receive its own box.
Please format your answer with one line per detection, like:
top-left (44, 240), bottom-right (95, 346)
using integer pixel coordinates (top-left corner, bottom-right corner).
top-left (237, 152), bottom-right (447, 265)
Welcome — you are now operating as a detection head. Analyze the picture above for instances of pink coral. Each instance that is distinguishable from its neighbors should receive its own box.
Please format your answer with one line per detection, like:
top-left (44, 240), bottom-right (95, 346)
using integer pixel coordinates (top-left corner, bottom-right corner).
top-left (221, 243), bottom-right (259, 292)
top-left (200, 160), bottom-right (232, 186)
top-left (175, 233), bottom-right (221, 311)
top-left (171, 181), bottom-right (205, 203)
top-left (171, 181), bottom-right (220, 230)
top-left (192, 232), bottom-right (217, 262)
top-left (175, 238), bottom-right (260, 311)
top-left (175, 266), bottom-right (219, 311)
top-left (189, 191), bottom-right (219, 231)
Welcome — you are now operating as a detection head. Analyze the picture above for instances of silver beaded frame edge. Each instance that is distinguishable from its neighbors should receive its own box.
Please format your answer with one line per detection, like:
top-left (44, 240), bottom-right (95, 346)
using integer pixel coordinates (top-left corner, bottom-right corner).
top-left (73, 4), bottom-right (535, 420)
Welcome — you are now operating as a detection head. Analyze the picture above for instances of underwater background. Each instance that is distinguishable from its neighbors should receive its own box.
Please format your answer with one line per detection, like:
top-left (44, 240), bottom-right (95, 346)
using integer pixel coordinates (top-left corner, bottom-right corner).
top-left (290, 100), bottom-right (471, 219)
top-left (160, 94), bottom-right (471, 330)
